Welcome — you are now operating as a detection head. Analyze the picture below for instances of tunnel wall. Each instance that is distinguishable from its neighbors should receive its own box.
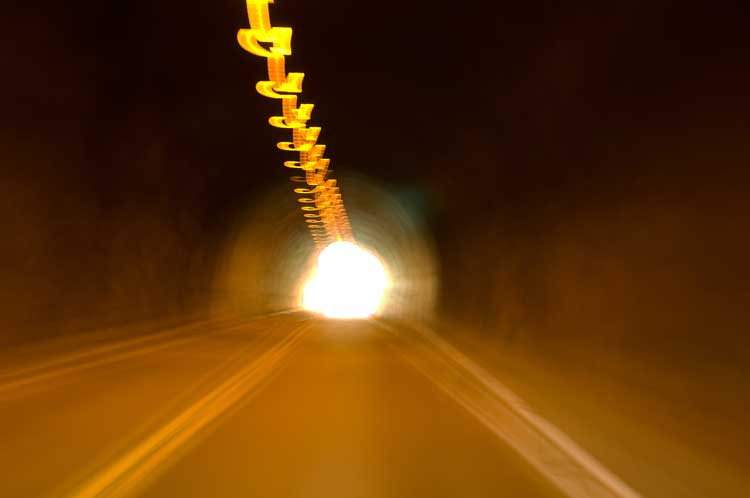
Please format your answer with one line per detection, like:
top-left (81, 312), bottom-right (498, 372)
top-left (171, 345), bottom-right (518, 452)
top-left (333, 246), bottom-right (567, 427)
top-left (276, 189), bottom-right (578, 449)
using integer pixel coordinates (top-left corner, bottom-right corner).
top-left (435, 115), bottom-right (750, 394)
top-left (438, 168), bottom-right (750, 374)
top-left (340, 175), bottom-right (439, 320)
top-left (428, 104), bottom-right (750, 493)
top-left (212, 186), bottom-right (314, 315)
top-left (1, 0), bottom-right (339, 345)
top-left (0, 123), bottom-right (220, 346)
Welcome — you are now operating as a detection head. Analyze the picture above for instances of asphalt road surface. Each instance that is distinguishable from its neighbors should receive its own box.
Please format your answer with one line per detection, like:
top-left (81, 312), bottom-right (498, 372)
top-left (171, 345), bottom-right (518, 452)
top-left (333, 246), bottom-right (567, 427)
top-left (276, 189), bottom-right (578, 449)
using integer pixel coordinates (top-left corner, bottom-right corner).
top-left (0, 313), bottom-right (623, 498)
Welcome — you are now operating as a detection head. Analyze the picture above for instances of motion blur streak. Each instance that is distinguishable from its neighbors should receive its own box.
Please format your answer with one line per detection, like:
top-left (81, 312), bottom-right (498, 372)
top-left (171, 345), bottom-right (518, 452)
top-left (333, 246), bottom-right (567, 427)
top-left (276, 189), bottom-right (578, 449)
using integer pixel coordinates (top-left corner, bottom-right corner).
top-left (0, 314), bottom-right (257, 396)
top-left (65, 321), bottom-right (310, 498)
top-left (302, 241), bottom-right (388, 318)
top-left (379, 320), bottom-right (643, 498)
top-left (237, 0), bottom-right (352, 247)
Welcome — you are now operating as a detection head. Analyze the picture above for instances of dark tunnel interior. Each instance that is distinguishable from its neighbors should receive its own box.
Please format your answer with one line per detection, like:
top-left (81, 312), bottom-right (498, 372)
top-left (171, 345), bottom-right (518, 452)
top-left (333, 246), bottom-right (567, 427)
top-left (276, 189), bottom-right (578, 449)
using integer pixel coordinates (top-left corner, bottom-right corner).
top-left (2, 1), bottom-right (749, 496)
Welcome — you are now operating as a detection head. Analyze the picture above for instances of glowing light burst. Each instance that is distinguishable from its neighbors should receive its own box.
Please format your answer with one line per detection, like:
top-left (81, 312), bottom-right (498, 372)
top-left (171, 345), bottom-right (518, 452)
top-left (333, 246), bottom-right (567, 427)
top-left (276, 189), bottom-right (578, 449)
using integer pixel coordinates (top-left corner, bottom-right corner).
top-left (303, 242), bottom-right (388, 319)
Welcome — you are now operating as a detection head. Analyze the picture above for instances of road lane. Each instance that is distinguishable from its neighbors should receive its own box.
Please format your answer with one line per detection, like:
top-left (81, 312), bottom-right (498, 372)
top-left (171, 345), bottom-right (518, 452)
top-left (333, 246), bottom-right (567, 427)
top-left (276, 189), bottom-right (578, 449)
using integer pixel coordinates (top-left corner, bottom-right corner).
top-left (0, 312), bottom-right (296, 398)
top-left (0, 313), bottom-right (308, 498)
top-left (138, 319), bottom-right (564, 498)
top-left (0, 315), bottom-right (582, 498)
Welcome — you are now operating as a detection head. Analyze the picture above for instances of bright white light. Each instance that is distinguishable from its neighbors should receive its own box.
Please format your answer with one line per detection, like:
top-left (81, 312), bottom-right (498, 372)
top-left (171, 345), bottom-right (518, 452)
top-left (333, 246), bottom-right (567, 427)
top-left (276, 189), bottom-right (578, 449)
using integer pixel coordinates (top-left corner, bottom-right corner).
top-left (303, 241), bottom-right (388, 319)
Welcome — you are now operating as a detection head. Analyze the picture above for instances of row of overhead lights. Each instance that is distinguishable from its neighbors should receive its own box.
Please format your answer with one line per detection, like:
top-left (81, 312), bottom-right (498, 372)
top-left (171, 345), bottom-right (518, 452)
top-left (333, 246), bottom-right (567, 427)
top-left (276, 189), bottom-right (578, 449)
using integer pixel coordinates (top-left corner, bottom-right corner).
top-left (237, 0), bottom-right (352, 248)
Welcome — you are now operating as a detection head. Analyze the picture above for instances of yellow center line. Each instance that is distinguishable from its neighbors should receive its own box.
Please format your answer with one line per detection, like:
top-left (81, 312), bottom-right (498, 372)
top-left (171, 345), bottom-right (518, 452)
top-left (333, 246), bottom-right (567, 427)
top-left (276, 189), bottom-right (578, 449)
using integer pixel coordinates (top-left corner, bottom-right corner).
top-left (64, 321), bottom-right (310, 498)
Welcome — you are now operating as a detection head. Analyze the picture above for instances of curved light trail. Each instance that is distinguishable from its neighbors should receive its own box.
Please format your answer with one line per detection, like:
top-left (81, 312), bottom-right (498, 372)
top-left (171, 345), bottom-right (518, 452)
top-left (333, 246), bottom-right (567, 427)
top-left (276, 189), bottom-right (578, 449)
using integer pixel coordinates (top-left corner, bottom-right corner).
top-left (238, 0), bottom-right (351, 248)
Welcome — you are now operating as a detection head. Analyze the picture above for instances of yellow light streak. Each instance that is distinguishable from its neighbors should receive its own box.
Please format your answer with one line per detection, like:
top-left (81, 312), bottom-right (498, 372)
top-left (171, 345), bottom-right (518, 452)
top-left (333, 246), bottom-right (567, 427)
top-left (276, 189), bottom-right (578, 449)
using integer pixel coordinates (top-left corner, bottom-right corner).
top-left (238, 0), bottom-right (352, 248)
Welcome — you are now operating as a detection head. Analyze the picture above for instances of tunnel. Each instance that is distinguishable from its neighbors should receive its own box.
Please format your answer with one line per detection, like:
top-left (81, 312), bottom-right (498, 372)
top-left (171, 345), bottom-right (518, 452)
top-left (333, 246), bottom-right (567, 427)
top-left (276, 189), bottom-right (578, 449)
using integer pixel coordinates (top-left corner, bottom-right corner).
top-left (212, 175), bottom-right (438, 319)
top-left (1, 1), bottom-right (749, 497)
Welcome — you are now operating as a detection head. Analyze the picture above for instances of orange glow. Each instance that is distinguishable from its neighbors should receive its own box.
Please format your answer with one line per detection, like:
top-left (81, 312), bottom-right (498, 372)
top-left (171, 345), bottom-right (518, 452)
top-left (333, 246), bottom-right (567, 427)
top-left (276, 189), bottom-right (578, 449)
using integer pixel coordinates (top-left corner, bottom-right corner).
top-left (238, 0), bottom-right (351, 248)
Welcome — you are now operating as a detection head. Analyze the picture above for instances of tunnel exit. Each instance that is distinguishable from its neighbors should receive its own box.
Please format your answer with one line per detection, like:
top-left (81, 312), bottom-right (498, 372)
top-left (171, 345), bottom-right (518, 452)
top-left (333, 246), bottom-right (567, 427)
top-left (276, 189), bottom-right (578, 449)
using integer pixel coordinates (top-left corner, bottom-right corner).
top-left (302, 241), bottom-right (388, 319)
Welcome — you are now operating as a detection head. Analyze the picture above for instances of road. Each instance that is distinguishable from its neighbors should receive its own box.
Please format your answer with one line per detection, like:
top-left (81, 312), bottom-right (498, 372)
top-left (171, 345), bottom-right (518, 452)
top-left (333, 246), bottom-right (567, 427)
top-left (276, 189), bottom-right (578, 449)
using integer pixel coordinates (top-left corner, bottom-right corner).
top-left (0, 313), bottom-right (630, 498)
